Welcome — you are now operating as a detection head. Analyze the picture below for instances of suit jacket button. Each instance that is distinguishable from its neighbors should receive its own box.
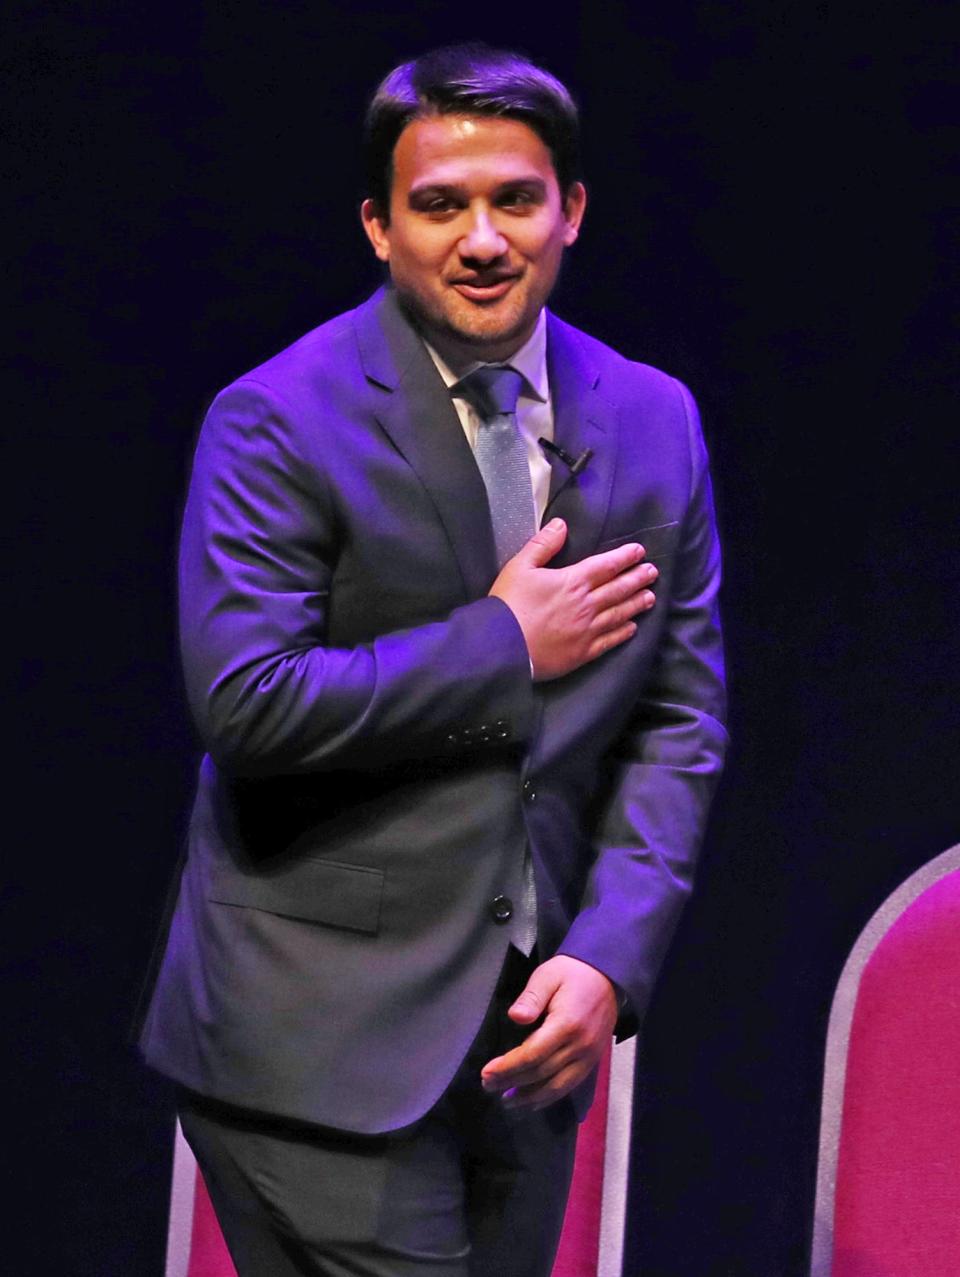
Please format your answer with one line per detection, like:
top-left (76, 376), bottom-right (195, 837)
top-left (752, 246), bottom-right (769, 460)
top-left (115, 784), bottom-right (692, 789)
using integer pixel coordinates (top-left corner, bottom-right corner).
top-left (490, 895), bottom-right (514, 924)
top-left (522, 780), bottom-right (536, 801)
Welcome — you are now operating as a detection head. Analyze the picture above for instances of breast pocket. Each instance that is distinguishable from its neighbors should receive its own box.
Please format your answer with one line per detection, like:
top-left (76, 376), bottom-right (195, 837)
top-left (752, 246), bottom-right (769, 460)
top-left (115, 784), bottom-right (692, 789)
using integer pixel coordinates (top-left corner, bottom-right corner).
top-left (596, 520), bottom-right (679, 561)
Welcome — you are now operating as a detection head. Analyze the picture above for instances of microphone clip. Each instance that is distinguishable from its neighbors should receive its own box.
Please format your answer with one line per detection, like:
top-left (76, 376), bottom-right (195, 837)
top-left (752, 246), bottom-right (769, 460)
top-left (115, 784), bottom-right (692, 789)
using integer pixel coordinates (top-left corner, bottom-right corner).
top-left (538, 437), bottom-right (594, 477)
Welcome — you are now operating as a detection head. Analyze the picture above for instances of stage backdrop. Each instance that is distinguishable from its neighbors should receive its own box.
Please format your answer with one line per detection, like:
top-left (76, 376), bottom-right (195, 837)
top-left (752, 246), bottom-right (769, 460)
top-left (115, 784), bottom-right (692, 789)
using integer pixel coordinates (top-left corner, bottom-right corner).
top-left (7, 1), bottom-right (956, 1273)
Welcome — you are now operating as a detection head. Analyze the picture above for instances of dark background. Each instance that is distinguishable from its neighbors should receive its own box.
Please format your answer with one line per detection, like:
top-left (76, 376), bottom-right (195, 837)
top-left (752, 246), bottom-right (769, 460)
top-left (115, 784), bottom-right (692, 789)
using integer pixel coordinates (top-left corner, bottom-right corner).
top-left (6, 1), bottom-right (957, 1273)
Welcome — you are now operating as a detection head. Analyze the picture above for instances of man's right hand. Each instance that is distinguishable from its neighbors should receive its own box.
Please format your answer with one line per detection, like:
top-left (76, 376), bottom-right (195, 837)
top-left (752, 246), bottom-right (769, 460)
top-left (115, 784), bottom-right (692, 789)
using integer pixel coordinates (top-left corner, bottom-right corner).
top-left (489, 518), bottom-right (657, 681)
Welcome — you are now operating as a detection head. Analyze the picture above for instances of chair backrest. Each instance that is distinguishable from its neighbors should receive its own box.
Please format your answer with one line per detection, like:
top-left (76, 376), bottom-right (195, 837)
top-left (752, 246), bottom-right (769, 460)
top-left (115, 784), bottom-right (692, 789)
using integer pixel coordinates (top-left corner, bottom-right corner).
top-left (811, 843), bottom-right (960, 1277)
top-left (165, 1116), bottom-right (233, 1277)
top-left (553, 1037), bottom-right (636, 1277)
top-left (166, 1037), bottom-right (637, 1277)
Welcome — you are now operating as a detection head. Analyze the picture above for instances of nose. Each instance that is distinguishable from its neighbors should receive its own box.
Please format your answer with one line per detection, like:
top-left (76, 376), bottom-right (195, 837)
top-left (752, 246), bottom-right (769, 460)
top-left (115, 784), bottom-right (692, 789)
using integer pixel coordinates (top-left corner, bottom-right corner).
top-left (459, 206), bottom-right (508, 262)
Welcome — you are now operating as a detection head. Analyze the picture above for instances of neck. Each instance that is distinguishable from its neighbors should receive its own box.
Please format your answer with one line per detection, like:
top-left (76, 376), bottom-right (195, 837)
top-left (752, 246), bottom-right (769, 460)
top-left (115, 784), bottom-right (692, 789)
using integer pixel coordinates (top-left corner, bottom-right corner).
top-left (436, 332), bottom-right (531, 374)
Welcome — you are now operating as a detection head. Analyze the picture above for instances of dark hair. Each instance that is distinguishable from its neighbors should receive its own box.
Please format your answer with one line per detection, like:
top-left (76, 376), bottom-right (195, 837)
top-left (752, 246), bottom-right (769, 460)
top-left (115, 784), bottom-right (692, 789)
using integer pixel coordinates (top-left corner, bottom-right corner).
top-left (364, 43), bottom-right (580, 215)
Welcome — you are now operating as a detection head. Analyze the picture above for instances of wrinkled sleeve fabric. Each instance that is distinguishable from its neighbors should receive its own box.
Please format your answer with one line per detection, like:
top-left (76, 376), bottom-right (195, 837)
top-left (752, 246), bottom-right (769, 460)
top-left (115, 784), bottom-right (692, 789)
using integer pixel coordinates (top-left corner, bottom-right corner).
top-left (178, 379), bottom-right (535, 776)
top-left (557, 379), bottom-right (728, 1030)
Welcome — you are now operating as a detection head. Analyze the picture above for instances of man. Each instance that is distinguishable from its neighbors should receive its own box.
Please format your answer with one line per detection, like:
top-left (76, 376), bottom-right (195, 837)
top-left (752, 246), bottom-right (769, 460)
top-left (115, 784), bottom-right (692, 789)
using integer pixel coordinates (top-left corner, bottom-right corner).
top-left (141, 42), bottom-right (726, 1277)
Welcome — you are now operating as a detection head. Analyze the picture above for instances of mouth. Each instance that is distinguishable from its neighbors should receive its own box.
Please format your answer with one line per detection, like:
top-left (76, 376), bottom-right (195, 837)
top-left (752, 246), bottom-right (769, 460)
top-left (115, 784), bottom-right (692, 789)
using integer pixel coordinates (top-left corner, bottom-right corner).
top-left (450, 274), bottom-right (520, 303)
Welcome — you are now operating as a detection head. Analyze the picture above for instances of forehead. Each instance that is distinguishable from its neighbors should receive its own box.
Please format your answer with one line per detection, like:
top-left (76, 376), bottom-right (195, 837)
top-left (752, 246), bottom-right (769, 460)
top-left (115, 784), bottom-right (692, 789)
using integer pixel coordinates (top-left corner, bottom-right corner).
top-left (391, 114), bottom-right (558, 193)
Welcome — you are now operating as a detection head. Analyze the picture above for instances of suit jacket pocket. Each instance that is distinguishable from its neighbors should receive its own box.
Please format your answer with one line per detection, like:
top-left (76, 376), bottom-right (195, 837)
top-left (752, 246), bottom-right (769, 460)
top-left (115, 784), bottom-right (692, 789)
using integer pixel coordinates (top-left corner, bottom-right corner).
top-left (596, 520), bottom-right (679, 559)
top-left (209, 858), bottom-right (384, 934)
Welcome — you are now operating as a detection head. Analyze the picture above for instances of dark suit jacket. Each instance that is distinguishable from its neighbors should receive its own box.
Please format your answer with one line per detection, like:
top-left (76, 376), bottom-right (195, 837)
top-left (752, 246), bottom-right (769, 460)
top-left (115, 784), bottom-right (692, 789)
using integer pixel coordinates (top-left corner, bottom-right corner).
top-left (140, 286), bottom-right (727, 1134)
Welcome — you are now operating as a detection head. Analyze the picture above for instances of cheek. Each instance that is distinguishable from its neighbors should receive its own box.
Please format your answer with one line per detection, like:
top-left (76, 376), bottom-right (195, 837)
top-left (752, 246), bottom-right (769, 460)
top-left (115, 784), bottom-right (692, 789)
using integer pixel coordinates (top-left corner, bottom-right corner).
top-left (393, 237), bottom-right (449, 282)
top-left (522, 233), bottom-right (564, 280)
top-left (520, 220), bottom-right (566, 263)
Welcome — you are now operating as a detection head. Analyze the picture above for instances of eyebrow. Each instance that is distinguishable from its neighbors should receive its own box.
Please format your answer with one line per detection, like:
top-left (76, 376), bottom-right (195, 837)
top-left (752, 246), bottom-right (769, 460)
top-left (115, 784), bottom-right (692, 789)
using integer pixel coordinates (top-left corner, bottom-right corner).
top-left (407, 177), bottom-right (548, 203)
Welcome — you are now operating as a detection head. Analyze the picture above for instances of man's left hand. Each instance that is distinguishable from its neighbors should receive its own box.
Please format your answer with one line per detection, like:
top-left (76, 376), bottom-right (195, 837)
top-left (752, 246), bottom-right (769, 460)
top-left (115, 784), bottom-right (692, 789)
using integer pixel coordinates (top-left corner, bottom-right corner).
top-left (480, 955), bottom-right (619, 1111)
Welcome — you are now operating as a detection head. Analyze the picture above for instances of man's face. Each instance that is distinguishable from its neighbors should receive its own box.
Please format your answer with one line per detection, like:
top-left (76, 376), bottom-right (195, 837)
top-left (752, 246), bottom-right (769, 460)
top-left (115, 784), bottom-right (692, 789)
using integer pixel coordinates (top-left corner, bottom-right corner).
top-left (362, 114), bottom-right (586, 365)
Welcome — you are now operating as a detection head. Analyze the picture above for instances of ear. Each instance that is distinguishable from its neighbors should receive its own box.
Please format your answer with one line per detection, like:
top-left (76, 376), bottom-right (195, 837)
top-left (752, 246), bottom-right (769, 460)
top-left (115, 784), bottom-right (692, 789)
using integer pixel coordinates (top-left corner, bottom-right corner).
top-left (561, 181), bottom-right (587, 247)
top-left (361, 198), bottom-right (391, 262)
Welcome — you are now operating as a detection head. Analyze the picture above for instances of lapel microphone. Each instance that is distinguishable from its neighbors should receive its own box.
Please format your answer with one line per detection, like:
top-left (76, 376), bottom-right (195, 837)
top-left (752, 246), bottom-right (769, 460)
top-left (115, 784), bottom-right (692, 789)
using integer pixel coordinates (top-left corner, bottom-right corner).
top-left (538, 437), bottom-right (594, 476)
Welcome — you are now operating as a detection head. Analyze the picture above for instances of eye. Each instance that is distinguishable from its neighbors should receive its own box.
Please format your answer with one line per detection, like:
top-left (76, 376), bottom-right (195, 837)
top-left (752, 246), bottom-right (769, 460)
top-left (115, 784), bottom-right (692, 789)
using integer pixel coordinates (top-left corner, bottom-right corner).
top-left (413, 192), bottom-right (462, 218)
top-left (498, 187), bottom-right (540, 212)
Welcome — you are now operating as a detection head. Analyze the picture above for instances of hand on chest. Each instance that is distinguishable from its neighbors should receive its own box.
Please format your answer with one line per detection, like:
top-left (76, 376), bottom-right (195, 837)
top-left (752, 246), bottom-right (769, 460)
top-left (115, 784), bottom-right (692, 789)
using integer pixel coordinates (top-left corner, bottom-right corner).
top-left (320, 412), bottom-right (682, 648)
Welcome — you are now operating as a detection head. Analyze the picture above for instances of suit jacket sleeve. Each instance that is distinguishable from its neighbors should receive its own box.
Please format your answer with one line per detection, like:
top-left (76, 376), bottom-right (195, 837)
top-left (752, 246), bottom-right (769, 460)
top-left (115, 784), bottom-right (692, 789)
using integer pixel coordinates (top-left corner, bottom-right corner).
top-left (556, 380), bottom-right (727, 1028)
top-left (178, 378), bottom-right (536, 776)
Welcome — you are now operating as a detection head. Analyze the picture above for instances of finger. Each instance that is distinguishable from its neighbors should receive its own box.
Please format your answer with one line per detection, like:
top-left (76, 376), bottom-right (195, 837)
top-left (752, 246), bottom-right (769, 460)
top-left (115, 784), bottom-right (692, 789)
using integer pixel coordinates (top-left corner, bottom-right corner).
top-left (481, 1019), bottom-right (571, 1090)
top-left (577, 542), bottom-right (646, 589)
top-left (512, 517), bottom-right (568, 568)
top-left (584, 621), bottom-right (640, 662)
top-left (488, 1044), bottom-right (582, 1093)
top-left (482, 1021), bottom-right (566, 1082)
top-left (502, 1060), bottom-right (587, 1111)
top-left (507, 964), bottom-right (563, 1025)
top-left (507, 987), bottom-right (548, 1025)
top-left (588, 561), bottom-right (658, 613)
top-left (482, 1033), bottom-right (574, 1091)
top-left (592, 589), bottom-right (656, 634)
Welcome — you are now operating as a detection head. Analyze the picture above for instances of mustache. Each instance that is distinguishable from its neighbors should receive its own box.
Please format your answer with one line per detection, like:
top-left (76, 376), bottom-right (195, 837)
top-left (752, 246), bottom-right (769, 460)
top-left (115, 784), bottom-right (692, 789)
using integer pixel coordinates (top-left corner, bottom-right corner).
top-left (448, 270), bottom-right (521, 285)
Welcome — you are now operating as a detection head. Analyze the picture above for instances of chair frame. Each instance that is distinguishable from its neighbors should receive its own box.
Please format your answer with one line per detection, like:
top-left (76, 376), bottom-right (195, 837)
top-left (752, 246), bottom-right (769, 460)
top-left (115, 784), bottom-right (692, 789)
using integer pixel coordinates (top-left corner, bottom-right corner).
top-left (810, 841), bottom-right (960, 1277)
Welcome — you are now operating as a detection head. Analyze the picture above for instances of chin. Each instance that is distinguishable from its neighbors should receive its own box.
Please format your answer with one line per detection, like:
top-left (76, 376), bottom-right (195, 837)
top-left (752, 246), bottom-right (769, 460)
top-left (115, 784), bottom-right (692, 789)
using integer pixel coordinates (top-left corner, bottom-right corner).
top-left (399, 287), bottom-right (534, 359)
top-left (444, 305), bottom-right (531, 352)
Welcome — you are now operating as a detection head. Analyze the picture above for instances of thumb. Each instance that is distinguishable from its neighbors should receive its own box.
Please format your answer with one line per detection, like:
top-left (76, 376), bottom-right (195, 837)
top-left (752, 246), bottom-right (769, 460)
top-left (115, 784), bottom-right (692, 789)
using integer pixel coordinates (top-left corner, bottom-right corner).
top-left (513, 518), bottom-right (567, 569)
top-left (508, 965), bottom-right (561, 1024)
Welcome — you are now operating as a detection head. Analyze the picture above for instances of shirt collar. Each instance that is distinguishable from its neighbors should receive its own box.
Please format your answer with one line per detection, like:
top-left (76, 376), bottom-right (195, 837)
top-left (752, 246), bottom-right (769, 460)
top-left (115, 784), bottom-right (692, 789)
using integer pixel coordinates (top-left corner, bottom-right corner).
top-left (423, 310), bottom-right (549, 403)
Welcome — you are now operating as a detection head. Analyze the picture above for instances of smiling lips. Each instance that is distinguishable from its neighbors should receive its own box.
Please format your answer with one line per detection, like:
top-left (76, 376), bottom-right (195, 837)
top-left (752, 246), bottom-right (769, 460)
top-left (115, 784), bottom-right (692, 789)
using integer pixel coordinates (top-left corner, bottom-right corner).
top-left (451, 274), bottom-right (520, 302)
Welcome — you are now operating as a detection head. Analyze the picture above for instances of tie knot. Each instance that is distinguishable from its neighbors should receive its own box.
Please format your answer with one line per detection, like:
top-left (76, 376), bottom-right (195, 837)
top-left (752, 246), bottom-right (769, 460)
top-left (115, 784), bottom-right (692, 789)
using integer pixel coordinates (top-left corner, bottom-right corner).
top-left (456, 365), bottom-right (525, 419)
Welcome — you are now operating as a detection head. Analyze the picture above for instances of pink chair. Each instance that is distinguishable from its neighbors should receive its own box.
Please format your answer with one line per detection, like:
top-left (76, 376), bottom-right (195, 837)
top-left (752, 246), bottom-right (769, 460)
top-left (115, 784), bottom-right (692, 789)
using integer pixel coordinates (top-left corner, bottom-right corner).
top-left (165, 1038), bottom-right (637, 1277)
top-left (811, 843), bottom-right (960, 1277)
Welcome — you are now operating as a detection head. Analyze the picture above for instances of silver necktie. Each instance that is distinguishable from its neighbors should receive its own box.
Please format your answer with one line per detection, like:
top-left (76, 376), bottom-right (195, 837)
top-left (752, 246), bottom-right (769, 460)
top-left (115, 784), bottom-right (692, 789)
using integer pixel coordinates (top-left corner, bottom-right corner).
top-left (458, 365), bottom-right (537, 569)
top-left (455, 363), bottom-right (538, 954)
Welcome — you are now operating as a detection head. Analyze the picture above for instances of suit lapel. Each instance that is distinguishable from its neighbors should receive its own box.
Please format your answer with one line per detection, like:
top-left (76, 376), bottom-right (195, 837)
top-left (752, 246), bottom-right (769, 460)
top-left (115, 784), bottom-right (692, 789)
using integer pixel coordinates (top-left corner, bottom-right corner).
top-left (543, 313), bottom-right (617, 568)
top-left (352, 292), bottom-right (617, 589)
top-left (354, 288), bottom-right (498, 600)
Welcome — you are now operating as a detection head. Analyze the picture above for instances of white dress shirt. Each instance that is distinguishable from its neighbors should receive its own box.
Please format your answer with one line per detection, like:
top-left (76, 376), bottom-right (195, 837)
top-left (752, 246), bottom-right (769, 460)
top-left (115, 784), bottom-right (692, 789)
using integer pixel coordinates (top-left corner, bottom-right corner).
top-left (423, 310), bottom-right (554, 525)
top-left (423, 314), bottom-right (553, 953)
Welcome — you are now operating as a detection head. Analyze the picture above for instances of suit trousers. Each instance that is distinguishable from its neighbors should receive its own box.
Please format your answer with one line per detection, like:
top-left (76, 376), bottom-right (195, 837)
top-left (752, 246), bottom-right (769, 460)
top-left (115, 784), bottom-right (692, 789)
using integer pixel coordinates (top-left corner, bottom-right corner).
top-left (178, 948), bottom-right (579, 1277)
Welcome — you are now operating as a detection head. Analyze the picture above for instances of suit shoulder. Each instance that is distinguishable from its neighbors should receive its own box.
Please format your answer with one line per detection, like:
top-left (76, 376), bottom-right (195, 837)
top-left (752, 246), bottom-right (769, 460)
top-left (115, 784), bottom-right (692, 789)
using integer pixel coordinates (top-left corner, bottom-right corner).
top-left (220, 305), bottom-right (361, 405)
top-left (548, 313), bottom-right (693, 411)
top-left (196, 304), bottom-right (374, 459)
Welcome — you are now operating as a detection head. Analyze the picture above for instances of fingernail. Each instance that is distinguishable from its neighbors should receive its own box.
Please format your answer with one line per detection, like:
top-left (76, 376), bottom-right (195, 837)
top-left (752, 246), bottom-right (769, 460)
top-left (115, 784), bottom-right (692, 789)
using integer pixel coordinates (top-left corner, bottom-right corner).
top-left (548, 518), bottom-right (563, 531)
